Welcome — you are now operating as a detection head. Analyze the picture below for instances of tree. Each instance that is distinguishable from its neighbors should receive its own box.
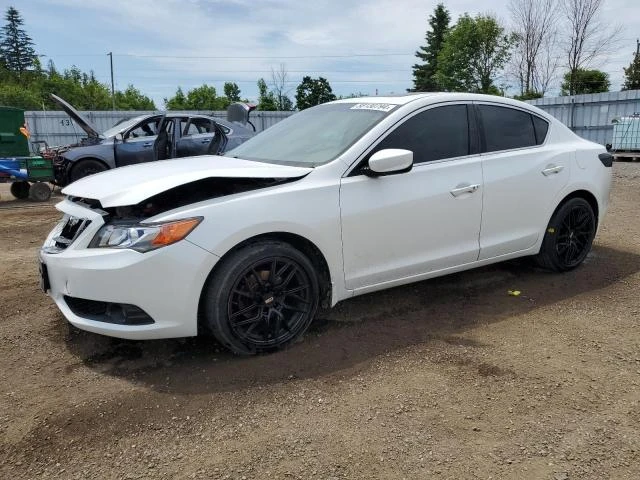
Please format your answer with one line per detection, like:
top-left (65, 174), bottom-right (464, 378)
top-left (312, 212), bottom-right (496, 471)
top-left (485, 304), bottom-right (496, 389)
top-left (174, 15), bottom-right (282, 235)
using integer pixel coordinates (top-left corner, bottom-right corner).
top-left (508, 0), bottom-right (558, 97)
top-left (270, 63), bottom-right (294, 110)
top-left (435, 14), bottom-right (515, 94)
top-left (223, 82), bottom-right (241, 102)
top-left (560, 0), bottom-right (619, 95)
top-left (115, 85), bottom-right (156, 110)
top-left (622, 49), bottom-right (640, 91)
top-left (39, 64), bottom-right (112, 110)
top-left (0, 83), bottom-right (40, 109)
top-left (257, 78), bottom-right (277, 111)
top-left (164, 87), bottom-right (187, 110)
top-left (184, 84), bottom-right (219, 110)
top-left (412, 4), bottom-right (450, 92)
top-left (164, 84), bottom-right (227, 110)
top-left (560, 68), bottom-right (609, 94)
top-left (79, 71), bottom-right (111, 110)
top-left (295, 76), bottom-right (336, 110)
top-left (0, 6), bottom-right (37, 75)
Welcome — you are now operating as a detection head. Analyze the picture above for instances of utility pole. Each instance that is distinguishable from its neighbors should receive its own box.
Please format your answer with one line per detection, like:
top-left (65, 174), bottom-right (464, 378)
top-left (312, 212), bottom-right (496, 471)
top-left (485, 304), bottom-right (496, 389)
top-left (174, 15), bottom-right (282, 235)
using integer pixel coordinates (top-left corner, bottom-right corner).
top-left (108, 52), bottom-right (115, 110)
top-left (636, 38), bottom-right (639, 57)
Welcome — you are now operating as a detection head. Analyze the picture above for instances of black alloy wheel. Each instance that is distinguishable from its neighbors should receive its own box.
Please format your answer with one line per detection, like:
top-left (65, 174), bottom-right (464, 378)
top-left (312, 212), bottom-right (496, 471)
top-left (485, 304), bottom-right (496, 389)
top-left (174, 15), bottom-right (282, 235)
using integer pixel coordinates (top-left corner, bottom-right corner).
top-left (204, 242), bottom-right (319, 355)
top-left (536, 197), bottom-right (596, 272)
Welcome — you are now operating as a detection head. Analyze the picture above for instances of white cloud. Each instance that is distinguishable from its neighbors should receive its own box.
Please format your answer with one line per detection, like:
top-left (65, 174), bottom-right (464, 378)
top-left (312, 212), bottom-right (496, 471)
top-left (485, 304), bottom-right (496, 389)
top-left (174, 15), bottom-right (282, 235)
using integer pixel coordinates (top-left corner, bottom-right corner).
top-left (4, 0), bottom-right (639, 103)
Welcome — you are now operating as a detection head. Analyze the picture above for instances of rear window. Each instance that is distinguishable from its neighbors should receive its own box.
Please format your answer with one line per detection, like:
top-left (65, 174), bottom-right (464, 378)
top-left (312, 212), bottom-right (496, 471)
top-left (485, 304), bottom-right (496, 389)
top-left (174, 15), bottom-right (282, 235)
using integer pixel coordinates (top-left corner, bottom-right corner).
top-left (479, 105), bottom-right (537, 152)
top-left (533, 115), bottom-right (549, 145)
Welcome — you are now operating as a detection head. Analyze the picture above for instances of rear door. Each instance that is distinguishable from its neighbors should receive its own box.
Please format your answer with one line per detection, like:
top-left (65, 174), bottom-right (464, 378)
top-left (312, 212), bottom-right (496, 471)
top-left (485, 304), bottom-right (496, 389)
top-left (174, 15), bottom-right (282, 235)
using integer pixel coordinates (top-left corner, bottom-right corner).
top-left (476, 103), bottom-right (570, 259)
top-left (176, 117), bottom-right (216, 157)
top-left (340, 103), bottom-right (484, 290)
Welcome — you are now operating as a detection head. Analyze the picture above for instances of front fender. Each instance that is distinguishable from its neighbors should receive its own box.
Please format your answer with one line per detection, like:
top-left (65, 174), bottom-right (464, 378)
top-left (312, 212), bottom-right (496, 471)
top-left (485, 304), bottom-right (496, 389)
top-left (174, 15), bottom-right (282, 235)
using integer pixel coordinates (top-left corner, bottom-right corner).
top-left (150, 180), bottom-right (348, 305)
top-left (62, 143), bottom-right (116, 168)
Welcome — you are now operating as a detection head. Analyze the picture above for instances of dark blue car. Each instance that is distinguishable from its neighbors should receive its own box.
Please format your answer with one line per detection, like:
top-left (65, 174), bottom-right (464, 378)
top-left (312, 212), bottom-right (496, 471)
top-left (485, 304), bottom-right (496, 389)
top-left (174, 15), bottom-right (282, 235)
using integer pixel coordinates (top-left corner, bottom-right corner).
top-left (50, 94), bottom-right (255, 185)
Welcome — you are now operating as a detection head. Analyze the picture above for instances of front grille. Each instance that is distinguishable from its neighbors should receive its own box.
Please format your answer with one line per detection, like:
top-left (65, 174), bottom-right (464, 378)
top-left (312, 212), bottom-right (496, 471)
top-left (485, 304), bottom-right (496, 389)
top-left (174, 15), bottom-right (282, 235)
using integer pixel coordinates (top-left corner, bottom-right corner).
top-left (64, 296), bottom-right (154, 325)
top-left (54, 217), bottom-right (91, 250)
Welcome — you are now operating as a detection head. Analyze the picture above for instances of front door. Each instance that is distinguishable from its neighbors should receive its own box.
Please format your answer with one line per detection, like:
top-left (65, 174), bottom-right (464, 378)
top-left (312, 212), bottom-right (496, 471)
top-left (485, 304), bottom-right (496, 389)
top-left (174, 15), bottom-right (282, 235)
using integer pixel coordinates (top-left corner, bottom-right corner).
top-left (340, 104), bottom-right (483, 291)
top-left (115, 116), bottom-right (161, 167)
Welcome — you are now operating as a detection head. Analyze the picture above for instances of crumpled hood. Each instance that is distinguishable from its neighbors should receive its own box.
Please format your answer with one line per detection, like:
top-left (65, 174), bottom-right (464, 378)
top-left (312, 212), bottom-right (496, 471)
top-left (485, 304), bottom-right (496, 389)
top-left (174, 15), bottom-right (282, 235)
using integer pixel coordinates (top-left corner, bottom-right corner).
top-left (61, 155), bottom-right (312, 207)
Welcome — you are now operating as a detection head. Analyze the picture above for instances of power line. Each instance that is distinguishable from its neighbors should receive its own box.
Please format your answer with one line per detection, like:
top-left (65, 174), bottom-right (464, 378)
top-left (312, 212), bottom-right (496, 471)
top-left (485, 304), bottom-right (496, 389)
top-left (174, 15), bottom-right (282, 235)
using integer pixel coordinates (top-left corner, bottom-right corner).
top-left (42, 52), bottom-right (415, 59)
top-left (113, 53), bottom-right (414, 59)
top-left (112, 69), bottom-right (412, 74)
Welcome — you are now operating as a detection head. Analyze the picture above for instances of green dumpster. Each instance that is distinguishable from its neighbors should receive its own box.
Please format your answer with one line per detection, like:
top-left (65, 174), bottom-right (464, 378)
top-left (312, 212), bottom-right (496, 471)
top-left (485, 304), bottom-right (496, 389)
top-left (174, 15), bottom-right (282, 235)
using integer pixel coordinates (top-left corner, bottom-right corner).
top-left (0, 106), bottom-right (30, 157)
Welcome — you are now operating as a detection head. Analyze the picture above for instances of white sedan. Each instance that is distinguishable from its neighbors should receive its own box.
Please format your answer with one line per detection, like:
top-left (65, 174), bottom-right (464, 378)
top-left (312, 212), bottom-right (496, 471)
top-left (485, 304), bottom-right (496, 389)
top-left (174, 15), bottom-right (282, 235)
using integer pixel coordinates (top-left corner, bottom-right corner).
top-left (40, 93), bottom-right (612, 354)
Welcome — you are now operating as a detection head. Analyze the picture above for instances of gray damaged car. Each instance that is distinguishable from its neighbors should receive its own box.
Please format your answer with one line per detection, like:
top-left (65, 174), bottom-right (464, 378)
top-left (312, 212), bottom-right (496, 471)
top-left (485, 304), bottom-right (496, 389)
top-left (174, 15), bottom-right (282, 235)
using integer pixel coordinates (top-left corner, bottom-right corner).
top-left (49, 94), bottom-right (256, 185)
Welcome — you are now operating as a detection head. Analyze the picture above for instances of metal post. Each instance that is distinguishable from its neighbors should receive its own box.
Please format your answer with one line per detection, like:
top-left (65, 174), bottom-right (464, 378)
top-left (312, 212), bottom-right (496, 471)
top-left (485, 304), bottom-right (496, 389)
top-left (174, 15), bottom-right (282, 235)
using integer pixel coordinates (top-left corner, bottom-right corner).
top-left (108, 52), bottom-right (115, 110)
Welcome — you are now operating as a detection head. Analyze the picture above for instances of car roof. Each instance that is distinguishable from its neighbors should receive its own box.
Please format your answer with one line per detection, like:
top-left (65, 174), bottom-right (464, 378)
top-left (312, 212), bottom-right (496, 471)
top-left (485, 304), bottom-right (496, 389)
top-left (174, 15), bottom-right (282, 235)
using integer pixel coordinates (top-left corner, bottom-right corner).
top-left (134, 113), bottom-right (251, 132)
top-left (329, 92), bottom-right (554, 120)
top-left (331, 93), bottom-right (445, 106)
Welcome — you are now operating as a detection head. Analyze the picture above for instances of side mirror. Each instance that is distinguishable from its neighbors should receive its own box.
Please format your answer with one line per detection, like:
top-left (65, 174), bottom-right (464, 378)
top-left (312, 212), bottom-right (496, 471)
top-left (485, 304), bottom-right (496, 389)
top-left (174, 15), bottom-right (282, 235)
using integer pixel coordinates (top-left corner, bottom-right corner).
top-left (368, 149), bottom-right (413, 176)
top-left (115, 132), bottom-right (124, 142)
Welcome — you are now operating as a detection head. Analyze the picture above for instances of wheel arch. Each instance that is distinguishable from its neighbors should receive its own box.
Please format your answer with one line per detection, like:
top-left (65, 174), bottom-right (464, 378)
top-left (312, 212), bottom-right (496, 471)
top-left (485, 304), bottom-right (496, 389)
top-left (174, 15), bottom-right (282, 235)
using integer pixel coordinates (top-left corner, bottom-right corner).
top-left (552, 189), bottom-right (599, 225)
top-left (68, 157), bottom-right (110, 181)
top-left (197, 231), bottom-right (333, 333)
top-left (70, 156), bottom-right (110, 170)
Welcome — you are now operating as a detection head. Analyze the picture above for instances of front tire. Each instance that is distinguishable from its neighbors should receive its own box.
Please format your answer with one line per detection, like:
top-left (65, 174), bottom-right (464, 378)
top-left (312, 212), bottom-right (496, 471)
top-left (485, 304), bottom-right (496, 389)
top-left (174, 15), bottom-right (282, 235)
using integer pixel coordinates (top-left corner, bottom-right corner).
top-left (535, 197), bottom-right (596, 272)
top-left (203, 241), bottom-right (320, 355)
top-left (69, 159), bottom-right (107, 183)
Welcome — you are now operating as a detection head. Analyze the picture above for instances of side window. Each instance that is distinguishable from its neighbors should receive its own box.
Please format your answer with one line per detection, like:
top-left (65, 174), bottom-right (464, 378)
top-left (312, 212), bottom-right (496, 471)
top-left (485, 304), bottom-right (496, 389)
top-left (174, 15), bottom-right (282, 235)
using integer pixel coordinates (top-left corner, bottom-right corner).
top-left (126, 118), bottom-right (159, 139)
top-left (183, 118), bottom-right (214, 136)
top-left (478, 105), bottom-right (536, 152)
top-left (372, 104), bottom-right (470, 164)
top-left (532, 115), bottom-right (549, 145)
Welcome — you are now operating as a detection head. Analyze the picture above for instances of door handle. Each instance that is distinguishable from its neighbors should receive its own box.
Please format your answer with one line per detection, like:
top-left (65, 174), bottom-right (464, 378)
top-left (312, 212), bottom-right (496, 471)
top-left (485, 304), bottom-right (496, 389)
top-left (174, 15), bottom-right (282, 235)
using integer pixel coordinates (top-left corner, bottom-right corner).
top-left (542, 165), bottom-right (564, 176)
top-left (200, 139), bottom-right (211, 144)
top-left (143, 142), bottom-right (153, 147)
top-left (450, 183), bottom-right (479, 197)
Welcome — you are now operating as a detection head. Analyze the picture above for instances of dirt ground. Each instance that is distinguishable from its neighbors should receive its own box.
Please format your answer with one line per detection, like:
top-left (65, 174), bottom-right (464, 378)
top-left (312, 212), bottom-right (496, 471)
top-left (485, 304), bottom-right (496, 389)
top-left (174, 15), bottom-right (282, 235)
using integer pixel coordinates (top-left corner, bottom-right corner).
top-left (0, 164), bottom-right (639, 480)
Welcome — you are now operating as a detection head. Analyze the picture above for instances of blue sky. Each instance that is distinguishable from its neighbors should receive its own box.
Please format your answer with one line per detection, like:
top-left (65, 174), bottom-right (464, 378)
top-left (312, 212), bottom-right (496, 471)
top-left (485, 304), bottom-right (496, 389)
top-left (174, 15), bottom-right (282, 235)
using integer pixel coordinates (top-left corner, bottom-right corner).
top-left (3, 0), bottom-right (639, 108)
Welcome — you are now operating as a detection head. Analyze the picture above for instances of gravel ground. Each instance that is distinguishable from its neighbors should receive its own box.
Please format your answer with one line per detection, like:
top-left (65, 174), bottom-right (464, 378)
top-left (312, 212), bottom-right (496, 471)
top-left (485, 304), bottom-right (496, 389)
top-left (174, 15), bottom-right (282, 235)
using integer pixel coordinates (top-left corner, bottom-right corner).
top-left (0, 163), bottom-right (639, 479)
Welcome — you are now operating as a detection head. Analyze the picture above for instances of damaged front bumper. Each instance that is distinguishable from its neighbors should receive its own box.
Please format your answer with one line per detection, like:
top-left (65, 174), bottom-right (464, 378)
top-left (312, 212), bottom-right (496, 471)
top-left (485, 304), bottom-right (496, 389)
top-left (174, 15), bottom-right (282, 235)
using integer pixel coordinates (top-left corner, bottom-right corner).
top-left (40, 198), bottom-right (219, 339)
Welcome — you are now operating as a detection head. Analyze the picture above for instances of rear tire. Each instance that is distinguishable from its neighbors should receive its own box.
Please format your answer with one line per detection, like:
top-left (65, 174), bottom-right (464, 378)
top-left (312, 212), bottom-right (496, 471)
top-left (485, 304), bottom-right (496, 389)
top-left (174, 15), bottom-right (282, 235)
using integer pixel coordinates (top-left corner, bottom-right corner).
top-left (10, 181), bottom-right (30, 199)
top-left (535, 197), bottom-right (596, 272)
top-left (203, 241), bottom-right (320, 355)
top-left (69, 159), bottom-right (107, 183)
top-left (28, 182), bottom-right (52, 202)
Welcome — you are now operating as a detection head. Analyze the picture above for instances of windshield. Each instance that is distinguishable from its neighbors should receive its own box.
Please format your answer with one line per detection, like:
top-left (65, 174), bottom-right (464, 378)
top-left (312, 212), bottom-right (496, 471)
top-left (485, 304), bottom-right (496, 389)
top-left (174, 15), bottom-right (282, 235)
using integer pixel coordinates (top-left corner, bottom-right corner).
top-left (227, 103), bottom-right (394, 166)
top-left (102, 115), bottom-right (150, 138)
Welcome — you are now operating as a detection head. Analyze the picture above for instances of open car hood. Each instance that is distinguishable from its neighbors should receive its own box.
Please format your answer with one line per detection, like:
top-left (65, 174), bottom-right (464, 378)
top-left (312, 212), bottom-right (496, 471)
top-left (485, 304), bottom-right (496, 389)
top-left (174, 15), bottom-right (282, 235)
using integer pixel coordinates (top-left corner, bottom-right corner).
top-left (61, 155), bottom-right (313, 208)
top-left (50, 93), bottom-right (101, 138)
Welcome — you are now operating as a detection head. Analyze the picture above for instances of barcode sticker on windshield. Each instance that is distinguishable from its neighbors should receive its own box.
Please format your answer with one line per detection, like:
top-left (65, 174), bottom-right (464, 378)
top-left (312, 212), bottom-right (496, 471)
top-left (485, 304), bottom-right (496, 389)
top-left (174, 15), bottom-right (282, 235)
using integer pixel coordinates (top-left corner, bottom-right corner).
top-left (350, 103), bottom-right (396, 112)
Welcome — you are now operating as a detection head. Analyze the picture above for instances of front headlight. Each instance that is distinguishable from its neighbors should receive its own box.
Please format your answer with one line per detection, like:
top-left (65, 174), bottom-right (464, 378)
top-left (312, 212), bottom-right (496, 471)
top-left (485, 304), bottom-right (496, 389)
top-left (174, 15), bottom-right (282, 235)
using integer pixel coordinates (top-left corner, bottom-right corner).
top-left (90, 217), bottom-right (202, 252)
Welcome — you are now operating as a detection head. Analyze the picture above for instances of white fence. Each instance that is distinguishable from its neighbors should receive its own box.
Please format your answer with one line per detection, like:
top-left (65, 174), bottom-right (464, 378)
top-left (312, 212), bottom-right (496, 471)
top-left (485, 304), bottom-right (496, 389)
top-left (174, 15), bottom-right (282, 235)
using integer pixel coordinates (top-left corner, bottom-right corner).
top-left (24, 110), bottom-right (294, 149)
top-left (528, 90), bottom-right (640, 146)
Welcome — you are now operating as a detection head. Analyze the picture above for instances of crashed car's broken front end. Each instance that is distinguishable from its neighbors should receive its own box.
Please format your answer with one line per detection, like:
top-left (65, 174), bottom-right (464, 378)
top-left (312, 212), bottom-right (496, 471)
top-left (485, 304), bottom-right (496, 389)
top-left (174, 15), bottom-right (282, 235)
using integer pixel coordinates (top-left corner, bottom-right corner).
top-left (39, 155), bottom-right (313, 339)
top-left (40, 197), bottom-right (216, 339)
